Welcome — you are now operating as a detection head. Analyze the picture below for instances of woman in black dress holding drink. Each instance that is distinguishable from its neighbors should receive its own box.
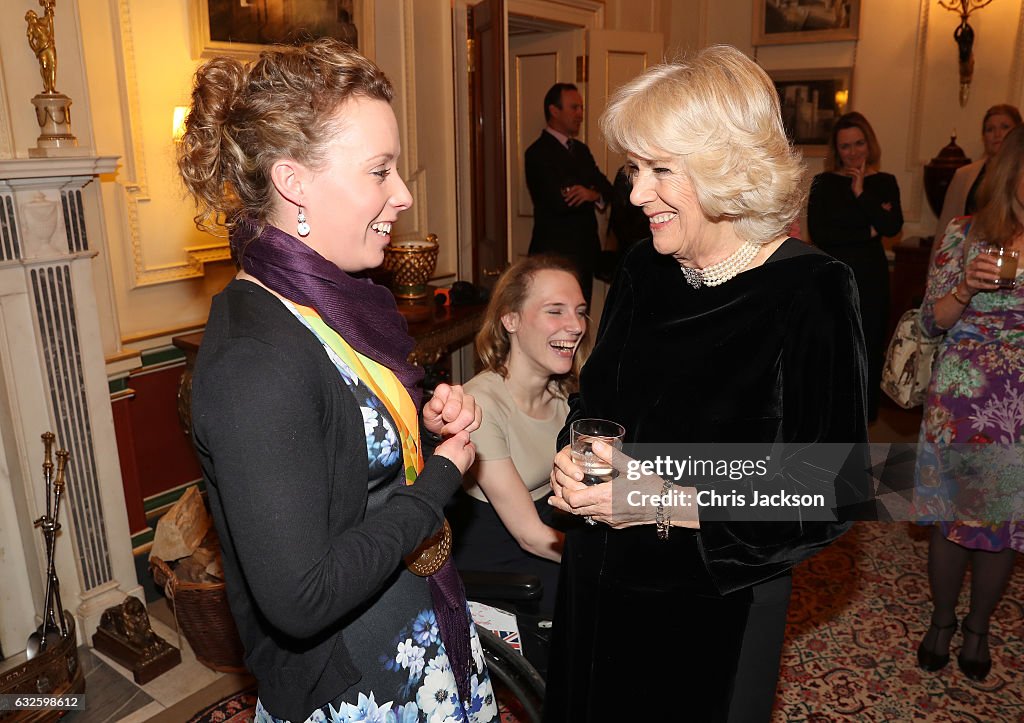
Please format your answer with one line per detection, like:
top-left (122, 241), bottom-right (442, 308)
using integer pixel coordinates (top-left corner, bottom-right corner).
top-left (808, 111), bottom-right (903, 421)
top-left (545, 46), bottom-right (869, 722)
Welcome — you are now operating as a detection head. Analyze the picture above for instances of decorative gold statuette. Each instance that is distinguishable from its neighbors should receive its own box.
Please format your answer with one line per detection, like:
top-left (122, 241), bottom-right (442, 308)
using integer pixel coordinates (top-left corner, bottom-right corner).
top-left (24, 0), bottom-right (81, 157)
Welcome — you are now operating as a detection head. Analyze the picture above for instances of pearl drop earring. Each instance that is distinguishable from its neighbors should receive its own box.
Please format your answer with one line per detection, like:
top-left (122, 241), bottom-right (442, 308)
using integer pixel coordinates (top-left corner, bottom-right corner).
top-left (296, 207), bottom-right (310, 237)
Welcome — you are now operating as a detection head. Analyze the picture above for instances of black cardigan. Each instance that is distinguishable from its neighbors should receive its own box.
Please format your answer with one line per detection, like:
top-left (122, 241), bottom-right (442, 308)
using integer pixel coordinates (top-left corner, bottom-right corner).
top-left (191, 280), bottom-right (462, 721)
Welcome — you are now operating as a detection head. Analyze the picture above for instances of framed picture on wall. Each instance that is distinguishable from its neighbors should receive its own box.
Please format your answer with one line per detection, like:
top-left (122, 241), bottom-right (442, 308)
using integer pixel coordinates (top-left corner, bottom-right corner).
top-left (190, 0), bottom-right (374, 60)
top-left (770, 68), bottom-right (851, 153)
top-left (753, 0), bottom-right (860, 46)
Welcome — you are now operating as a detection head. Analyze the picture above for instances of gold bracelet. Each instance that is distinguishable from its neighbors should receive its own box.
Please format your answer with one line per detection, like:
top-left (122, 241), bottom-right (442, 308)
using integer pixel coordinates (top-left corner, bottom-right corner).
top-left (951, 288), bottom-right (970, 306)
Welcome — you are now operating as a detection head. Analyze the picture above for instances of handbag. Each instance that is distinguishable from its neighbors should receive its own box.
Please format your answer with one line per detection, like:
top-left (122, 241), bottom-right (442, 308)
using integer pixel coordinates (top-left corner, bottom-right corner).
top-left (881, 220), bottom-right (973, 409)
top-left (880, 308), bottom-right (943, 409)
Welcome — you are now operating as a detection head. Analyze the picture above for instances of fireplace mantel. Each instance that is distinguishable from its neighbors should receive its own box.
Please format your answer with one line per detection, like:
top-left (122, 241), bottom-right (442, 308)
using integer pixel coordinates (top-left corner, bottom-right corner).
top-left (0, 156), bottom-right (118, 181)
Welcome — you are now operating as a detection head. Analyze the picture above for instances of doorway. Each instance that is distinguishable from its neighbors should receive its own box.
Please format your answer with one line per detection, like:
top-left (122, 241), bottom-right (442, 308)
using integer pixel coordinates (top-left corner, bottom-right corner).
top-left (508, 19), bottom-right (585, 262)
top-left (456, 0), bottom-right (662, 301)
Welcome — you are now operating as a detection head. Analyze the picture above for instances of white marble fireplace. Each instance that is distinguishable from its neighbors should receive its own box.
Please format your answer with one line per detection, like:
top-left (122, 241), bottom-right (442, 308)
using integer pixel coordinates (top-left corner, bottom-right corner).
top-left (0, 156), bottom-right (141, 657)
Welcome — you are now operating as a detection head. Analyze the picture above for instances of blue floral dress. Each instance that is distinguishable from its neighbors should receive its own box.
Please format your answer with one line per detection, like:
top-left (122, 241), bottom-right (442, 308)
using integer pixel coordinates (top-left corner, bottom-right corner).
top-left (913, 217), bottom-right (1024, 552)
top-left (252, 302), bottom-right (498, 723)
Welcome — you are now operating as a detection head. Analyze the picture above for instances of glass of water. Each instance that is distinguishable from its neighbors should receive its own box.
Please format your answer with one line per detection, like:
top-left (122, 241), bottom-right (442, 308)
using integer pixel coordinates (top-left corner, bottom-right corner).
top-left (570, 418), bottom-right (625, 525)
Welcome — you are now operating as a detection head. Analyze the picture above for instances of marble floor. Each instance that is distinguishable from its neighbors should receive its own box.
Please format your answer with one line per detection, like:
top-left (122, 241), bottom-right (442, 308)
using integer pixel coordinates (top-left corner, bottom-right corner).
top-left (59, 600), bottom-right (251, 723)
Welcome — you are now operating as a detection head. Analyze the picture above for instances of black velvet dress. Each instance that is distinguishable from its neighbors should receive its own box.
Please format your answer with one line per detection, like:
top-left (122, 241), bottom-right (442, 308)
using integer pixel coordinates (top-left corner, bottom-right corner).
top-left (543, 239), bottom-right (869, 723)
top-left (807, 171), bottom-right (903, 420)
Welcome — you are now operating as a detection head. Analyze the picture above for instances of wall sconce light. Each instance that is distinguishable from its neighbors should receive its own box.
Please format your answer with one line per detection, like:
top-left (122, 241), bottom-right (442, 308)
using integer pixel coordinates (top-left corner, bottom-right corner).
top-left (938, 0), bottom-right (995, 107)
top-left (834, 89), bottom-right (849, 112)
top-left (172, 106), bottom-right (188, 142)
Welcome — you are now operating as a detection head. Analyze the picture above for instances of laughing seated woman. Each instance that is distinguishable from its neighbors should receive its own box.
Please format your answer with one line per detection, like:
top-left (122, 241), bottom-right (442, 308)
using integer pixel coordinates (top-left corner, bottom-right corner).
top-left (449, 257), bottom-right (589, 617)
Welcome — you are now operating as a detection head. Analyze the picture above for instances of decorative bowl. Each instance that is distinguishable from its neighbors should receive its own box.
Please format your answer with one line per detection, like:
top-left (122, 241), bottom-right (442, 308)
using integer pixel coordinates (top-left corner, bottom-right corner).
top-left (383, 234), bottom-right (439, 300)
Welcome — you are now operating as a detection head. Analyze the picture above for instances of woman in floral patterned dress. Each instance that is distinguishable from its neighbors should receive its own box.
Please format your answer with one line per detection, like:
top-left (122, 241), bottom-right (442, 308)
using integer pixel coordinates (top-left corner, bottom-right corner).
top-left (179, 39), bottom-right (497, 723)
top-left (915, 125), bottom-right (1024, 683)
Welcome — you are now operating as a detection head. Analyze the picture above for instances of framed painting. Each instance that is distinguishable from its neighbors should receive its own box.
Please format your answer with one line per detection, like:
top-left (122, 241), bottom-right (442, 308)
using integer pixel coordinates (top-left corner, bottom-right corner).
top-left (753, 0), bottom-right (860, 46)
top-left (190, 0), bottom-right (374, 60)
top-left (770, 67), bottom-right (851, 153)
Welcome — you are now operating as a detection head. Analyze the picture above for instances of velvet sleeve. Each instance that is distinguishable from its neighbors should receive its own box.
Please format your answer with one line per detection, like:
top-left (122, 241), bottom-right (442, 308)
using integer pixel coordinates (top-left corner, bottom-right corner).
top-left (696, 260), bottom-right (871, 594)
top-left (919, 217), bottom-right (971, 337)
top-left (193, 337), bottom-right (462, 641)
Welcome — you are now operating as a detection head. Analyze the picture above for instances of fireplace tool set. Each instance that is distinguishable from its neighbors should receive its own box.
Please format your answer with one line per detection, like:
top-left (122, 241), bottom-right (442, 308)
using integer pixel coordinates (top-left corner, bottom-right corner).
top-left (25, 432), bottom-right (71, 660)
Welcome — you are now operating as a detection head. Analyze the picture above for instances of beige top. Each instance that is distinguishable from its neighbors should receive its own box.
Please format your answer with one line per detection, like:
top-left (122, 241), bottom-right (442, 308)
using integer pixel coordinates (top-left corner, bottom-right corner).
top-left (463, 370), bottom-right (569, 503)
top-left (933, 158), bottom-right (985, 264)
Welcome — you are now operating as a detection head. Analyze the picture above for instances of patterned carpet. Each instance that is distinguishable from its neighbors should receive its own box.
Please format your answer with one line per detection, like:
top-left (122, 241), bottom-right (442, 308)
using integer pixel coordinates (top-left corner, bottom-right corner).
top-left (774, 522), bottom-right (1024, 722)
top-left (186, 685), bottom-right (257, 723)
top-left (185, 524), bottom-right (1022, 722)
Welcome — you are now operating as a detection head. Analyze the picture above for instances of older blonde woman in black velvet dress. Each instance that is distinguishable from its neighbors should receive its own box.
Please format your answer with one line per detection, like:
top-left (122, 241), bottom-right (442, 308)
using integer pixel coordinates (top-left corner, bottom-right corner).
top-left (545, 46), bottom-right (870, 722)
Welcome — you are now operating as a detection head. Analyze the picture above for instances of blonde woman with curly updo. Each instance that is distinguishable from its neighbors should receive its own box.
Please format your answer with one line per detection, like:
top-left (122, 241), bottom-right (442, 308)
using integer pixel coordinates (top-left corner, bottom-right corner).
top-left (546, 45), bottom-right (869, 721)
top-left (178, 39), bottom-right (497, 723)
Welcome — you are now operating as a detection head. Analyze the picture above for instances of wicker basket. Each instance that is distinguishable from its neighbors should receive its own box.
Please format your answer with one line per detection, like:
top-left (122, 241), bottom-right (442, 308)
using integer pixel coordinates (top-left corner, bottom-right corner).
top-left (150, 557), bottom-right (247, 673)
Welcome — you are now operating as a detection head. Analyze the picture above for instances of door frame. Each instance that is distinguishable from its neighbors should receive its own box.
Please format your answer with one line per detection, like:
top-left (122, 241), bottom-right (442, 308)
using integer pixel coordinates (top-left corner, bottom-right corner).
top-left (452, 0), bottom-right (604, 283)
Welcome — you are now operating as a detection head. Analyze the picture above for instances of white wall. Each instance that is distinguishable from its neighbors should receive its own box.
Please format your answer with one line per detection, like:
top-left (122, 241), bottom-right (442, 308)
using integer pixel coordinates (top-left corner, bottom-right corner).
top-left (78, 0), bottom-right (462, 362)
top-left (7, 0), bottom-right (1021, 366)
top-left (665, 0), bottom-right (1024, 239)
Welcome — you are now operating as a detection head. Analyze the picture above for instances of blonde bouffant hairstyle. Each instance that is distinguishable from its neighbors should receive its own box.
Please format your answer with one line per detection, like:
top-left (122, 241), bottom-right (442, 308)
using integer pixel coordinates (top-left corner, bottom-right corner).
top-left (599, 45), bottom-right (805, 244)
top-left (475, 256), bottom-right (591, 398)
top-left (177, 38), bottom-right (392, 233)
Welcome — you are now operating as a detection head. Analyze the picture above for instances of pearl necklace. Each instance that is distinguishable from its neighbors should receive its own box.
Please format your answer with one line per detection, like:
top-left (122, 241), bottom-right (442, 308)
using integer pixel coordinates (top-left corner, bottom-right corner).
top-left (680, 240), bottom-right (761, 289)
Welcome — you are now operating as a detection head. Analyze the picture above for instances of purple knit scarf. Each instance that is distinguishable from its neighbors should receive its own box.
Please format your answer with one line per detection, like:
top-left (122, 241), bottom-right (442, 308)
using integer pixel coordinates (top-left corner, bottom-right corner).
top-left (233, 219), bottom-right (424, 407)
top-left (232, 220), bottom-right (473, 703)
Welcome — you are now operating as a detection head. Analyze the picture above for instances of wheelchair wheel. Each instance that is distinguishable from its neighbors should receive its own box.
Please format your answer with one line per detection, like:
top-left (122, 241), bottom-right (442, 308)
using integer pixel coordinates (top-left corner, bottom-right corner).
top-left (477, 627), bottom-right (545, 723)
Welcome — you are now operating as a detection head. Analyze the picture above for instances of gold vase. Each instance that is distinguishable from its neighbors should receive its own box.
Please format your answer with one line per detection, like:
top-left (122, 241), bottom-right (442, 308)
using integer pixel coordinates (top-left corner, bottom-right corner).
top-left (383, 234), bottom-right (439, 300)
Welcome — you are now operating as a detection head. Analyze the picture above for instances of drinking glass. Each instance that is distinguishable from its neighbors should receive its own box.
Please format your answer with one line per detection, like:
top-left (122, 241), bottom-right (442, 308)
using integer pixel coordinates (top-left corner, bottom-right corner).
top-left (981, 245), bottom-right (1021, 290)
top-left (570, 419), bottom-right (625, 525)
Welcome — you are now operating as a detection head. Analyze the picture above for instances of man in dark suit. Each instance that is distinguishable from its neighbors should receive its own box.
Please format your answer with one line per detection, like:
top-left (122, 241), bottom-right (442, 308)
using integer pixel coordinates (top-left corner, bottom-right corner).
top-left (525, 83), bottom-right (614, 302)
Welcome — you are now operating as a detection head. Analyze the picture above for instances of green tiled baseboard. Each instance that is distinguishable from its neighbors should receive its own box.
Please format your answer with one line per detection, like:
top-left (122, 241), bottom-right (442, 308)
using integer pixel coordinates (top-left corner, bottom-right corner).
top-left (140, 346), bottom-right (186, 367)
top-left (144, 479), bottom-right (206, 516)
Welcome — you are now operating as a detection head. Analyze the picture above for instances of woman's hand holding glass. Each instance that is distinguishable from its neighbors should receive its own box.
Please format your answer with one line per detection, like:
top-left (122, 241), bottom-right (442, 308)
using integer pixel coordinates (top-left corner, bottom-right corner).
top-left (961, 249), bottom-right (1004, 298)
top-left (549, 439), bottom-right (699, 529)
